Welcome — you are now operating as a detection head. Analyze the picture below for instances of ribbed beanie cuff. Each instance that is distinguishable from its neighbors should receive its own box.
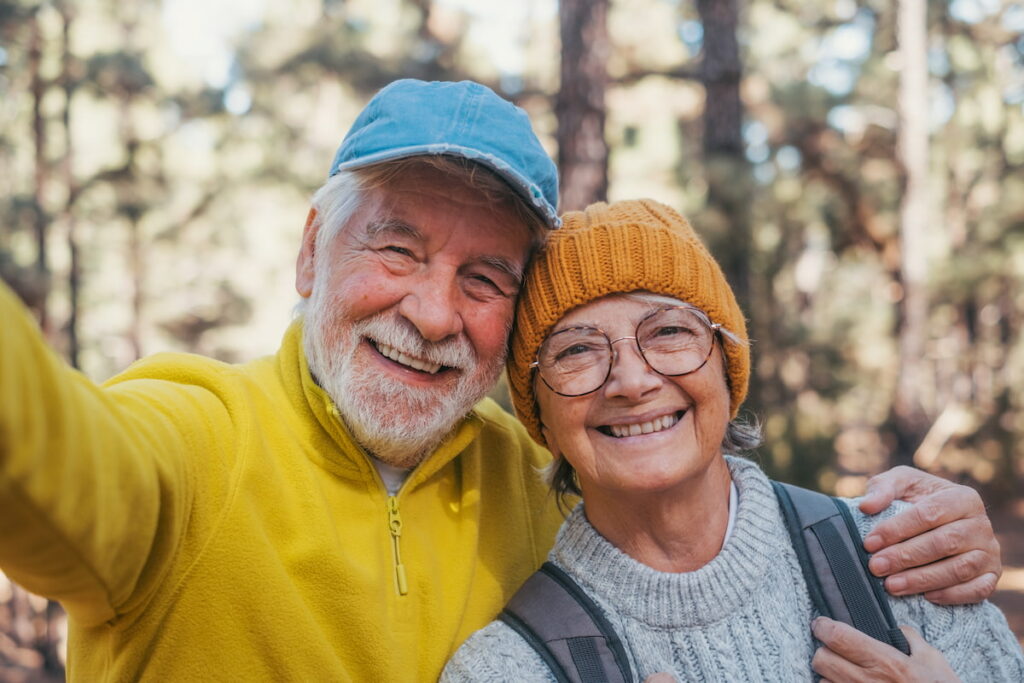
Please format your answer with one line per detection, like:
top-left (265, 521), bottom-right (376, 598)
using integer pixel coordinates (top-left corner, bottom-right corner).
top-left (508, 199), bottom-right (749, 446)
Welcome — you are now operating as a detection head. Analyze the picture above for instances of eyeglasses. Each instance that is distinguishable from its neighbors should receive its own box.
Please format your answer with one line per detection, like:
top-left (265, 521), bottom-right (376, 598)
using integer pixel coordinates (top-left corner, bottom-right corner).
top-left (531, 305), bottom-right (721, 397)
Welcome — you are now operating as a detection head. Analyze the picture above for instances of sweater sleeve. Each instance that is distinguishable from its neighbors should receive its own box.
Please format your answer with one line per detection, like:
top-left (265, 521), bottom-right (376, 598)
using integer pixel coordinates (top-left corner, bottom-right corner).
top-left (0, 283), bottom-right (224, 626)
top-left (843, 498), bottom-right (1024, 681)
top-left (441, 619), bottom-right (558, 683)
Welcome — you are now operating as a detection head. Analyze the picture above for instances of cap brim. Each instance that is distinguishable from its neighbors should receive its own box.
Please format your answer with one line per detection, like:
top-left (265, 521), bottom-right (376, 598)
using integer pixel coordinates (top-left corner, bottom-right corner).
top-left (331, 143), bottom-right (561, 229)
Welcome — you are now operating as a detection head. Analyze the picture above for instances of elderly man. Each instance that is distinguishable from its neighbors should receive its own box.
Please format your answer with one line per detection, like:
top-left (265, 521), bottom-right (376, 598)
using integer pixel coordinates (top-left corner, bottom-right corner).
top-left (0, 80), bottom-right (1003, 681)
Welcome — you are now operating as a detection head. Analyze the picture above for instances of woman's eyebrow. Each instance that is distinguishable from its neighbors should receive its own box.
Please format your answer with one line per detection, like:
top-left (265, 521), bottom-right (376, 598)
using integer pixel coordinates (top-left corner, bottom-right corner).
top-left (551, 320), bottom-right (602, 334)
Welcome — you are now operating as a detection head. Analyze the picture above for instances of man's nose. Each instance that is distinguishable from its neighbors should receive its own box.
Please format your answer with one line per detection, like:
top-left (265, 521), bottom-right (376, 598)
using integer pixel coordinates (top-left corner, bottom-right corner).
top-left (603, 338), bottom-right (661, 399)
top-left (397, 274), bottom-right (464, 343)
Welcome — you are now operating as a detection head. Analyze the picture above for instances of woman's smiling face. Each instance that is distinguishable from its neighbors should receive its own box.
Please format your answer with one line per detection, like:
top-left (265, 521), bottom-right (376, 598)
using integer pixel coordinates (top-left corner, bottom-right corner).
top-left (537, 293), bottom-right (732, 499)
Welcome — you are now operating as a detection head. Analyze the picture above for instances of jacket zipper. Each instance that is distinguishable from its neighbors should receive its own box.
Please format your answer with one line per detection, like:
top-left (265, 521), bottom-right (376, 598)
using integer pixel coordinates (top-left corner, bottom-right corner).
top-left (387, 495), bottom-right (409, 596)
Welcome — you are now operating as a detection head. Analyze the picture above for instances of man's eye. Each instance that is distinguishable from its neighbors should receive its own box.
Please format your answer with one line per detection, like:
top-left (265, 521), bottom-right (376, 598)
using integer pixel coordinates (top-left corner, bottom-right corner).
top-left (384, 246), bottom-right (414, 257)
top-left (472, 275), bottom-right (499, 289)
top-left (466, 274), bottom-right (507, 297)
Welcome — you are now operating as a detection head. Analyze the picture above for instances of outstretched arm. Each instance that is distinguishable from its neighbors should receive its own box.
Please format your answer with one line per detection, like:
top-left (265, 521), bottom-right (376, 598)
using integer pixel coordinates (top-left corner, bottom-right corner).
top-left (857, 466), bottom-right (1000, 605)
top-left (0, 283), bottom-right (209, 625)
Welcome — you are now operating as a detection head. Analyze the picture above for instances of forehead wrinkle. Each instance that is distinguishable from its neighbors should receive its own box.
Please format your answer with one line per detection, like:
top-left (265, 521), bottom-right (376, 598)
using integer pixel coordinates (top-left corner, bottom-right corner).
top-left (551, 310), bottom-right (644, 336)
top-left (553, 294), bottom-right (712, 336)
top-left (550, 320), bottom-right (606, 337)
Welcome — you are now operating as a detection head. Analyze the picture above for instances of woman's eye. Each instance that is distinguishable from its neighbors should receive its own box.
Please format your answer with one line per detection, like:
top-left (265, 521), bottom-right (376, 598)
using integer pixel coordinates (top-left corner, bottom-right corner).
top-left (653, 325), bottom-right (693, 338)
top-left (555, 343), bottom-right (596, 360)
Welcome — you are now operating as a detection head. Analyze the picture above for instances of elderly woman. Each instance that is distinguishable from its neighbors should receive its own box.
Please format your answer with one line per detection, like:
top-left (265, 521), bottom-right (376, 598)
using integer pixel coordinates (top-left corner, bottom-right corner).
top-left (442, 199), bottom-right (1023, 682)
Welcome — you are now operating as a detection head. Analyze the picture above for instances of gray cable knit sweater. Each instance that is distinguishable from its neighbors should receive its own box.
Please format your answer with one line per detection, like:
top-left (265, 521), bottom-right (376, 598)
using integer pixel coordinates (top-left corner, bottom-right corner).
top-left (441, 456), bottom-right (1023, 682)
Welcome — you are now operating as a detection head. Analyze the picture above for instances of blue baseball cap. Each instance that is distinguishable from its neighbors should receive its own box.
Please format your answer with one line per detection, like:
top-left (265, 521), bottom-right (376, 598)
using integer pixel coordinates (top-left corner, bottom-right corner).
top-left (328, 79), bottom-right (561, 228)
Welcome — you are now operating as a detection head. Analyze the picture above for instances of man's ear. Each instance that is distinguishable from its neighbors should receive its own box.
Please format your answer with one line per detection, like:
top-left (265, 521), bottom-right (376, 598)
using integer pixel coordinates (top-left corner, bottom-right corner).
top-left (295, 208), bottom-right (319, 298)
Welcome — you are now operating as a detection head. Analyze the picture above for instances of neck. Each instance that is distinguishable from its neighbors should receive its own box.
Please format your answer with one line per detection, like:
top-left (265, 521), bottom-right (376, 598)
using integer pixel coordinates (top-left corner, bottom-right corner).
top-left (581, 457), bottom-right (732, 573)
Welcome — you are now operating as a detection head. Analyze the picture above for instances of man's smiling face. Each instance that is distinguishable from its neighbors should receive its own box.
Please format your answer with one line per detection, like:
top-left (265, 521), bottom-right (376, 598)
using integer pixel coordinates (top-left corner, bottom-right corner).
top-left (296, 164), bottom-right (534, 467)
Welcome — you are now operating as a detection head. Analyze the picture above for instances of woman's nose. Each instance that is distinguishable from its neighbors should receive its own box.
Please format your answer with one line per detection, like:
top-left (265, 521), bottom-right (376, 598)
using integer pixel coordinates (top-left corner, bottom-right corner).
top-left (603, 337), bottom-right (661, 400)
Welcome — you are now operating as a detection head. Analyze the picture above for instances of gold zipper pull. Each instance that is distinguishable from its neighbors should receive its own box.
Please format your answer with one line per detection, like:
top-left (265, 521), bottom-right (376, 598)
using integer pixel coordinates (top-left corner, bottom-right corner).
top-left (387, 496), bottom-right (409, 596)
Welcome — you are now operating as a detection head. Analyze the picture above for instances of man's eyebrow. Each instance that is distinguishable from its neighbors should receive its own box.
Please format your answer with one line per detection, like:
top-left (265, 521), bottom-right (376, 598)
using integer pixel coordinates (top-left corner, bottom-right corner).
top-left (478, 255), bottom-right (524, 289)
top-left (364, 219), bottom-right (422, 241)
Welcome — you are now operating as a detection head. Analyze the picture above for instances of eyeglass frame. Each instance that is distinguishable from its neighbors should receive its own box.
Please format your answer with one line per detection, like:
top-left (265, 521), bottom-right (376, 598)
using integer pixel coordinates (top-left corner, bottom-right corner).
top-left (529, 305), bottom-right (723, 398)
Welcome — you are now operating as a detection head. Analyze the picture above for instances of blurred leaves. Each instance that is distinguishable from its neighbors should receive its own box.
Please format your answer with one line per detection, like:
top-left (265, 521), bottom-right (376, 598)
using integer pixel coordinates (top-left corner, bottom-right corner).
top-left (1, 0), bottom-right (1023, 674)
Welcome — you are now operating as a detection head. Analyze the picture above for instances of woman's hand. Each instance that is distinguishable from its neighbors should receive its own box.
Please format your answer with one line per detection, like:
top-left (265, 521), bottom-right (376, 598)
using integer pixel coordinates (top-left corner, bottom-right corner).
top-left (811, 617), bottom-right (960, 682)
top-left (857, 466), bottom-right (1000, 604)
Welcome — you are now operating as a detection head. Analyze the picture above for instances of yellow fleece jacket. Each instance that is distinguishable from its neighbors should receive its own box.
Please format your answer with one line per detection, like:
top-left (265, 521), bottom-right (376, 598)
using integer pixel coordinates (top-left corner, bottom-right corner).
top-left (0, 283), bottom-right (564, 681)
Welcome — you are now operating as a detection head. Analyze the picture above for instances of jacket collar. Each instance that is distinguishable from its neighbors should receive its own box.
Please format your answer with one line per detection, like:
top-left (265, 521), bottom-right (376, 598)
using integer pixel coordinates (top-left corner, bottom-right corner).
top-left (277, 318), bottom-right (483, 488)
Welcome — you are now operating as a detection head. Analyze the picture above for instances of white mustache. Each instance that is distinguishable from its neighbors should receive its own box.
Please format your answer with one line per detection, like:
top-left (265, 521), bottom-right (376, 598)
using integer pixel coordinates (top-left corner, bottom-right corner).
top-left (352, 314), bottom-right (475, 372)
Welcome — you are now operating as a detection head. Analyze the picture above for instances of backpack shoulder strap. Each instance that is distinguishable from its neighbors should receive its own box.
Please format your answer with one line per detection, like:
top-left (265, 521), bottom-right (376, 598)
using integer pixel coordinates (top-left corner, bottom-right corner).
top-left (771, 480), bottom-right (911, 655)
top-left (499, 562), bottom-right (632, 683)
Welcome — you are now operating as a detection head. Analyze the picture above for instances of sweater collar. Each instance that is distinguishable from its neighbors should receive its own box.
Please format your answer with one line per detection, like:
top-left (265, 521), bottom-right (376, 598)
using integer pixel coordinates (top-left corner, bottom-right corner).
top-left (550, 456), bottom-right (788, 629)
top-left (276, 318), bottom-right (483, 487)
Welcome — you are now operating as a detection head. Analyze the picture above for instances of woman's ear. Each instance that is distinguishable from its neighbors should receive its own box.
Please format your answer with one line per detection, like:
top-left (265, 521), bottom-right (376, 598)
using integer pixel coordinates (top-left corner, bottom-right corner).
top-left (540, 422), bottom-right (560, 458)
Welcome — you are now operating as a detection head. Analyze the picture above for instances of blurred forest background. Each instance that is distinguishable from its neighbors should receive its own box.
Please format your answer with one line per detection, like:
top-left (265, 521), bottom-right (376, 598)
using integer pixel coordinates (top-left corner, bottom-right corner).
top-left (1, 0), bottom-right (1022, 677)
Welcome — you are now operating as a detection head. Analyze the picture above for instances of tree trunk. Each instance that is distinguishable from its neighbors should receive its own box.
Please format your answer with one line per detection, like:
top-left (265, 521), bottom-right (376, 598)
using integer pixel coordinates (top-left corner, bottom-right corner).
top-left (28, 12), bottom-right (51, 335)
top-left (894, 0), bottom-right (930, 465)
top-left (696, 0), bottom-right (751, 314)
top-left (60, 2), bottom-right (81, 370)
top-left (556, 0), bottom-right (610, 212)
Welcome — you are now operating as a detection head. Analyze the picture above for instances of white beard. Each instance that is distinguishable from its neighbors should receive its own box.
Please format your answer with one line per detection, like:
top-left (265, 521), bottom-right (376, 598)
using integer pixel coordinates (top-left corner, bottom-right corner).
top-left (303, 280), bottom-right (506, 469)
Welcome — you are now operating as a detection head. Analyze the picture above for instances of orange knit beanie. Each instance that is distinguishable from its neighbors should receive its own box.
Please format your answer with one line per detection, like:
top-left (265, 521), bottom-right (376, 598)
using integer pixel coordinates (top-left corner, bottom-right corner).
top-left (507, 198), bottom-right (750, 446)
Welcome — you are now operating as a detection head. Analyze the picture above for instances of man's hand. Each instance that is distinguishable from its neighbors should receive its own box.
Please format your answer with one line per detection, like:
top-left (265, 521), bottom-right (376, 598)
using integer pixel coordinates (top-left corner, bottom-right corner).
top-left (858, 466), bottom-right (1000, 605)
top-left (811, 617), bottom-right (960, 682)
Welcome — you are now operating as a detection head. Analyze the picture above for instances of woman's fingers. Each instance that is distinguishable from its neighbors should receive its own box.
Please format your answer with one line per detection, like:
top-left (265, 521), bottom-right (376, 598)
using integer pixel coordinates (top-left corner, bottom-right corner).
top-left (811, 618), bottom-right (961, 682)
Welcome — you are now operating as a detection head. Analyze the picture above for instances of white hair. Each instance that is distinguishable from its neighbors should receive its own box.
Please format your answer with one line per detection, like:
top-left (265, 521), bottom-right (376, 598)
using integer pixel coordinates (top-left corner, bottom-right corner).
top-left (294, 170), bottom-right (371, 317)
top-left (296, 158), bottom-right (532, 466)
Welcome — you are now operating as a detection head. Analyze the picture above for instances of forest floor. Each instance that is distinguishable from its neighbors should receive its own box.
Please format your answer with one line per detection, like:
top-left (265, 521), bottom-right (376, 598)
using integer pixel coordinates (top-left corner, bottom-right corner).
top-left (990, 497), bottom-right (1024, 647)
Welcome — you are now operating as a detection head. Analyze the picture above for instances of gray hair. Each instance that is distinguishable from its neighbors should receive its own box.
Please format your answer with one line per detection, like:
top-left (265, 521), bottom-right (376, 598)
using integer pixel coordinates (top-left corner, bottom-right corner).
top-left (296, 156), bottom-right (550, 316)
top-left (542, 291), bottom-right (763, 510)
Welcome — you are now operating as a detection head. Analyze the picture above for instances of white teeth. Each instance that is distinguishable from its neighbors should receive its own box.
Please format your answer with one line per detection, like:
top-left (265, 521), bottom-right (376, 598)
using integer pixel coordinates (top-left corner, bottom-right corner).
top-left (608, 414), bottom-right (680, 438)
top-left (376, 342), bottom-right (442, 374)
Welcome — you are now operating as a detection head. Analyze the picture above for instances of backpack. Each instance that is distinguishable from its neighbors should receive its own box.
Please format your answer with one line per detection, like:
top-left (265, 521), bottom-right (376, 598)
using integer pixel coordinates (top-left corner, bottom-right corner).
top-left (499, 481), bottom-right (911, 683)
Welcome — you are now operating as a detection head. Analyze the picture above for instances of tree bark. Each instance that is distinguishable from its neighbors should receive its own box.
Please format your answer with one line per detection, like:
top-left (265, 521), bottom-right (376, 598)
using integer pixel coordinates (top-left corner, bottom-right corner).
top-left (556, 0), bottom-right (610, 211)
top-left (28, 11), bottom-right (51, 335)
top-left (697, 0), bottom-right (751, 314)
top-left (60, 2), bottom-right (81, 370)
top-left (894, 0), bottom-right (931, 465)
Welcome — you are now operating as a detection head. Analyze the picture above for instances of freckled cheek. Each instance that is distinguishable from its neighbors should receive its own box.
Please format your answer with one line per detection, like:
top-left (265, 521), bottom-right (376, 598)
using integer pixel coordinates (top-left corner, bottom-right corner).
top-left (462, 305), bottom-right (515, 357)
top-left (331, 270), bottom-right (408, 319)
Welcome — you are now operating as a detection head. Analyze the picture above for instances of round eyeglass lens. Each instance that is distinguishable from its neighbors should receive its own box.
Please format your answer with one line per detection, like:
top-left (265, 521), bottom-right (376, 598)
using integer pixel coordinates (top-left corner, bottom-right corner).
top-left (636, 307), bottom-right (715, 376)
top-left (536, 326), bottom-right (612, 396)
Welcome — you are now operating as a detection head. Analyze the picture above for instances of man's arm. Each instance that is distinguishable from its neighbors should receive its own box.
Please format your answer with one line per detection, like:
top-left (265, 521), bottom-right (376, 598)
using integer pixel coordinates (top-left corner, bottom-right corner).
top-left (0, 283), bottom-right (206, 625)
top-left (856, 467), bottom-right (1000, 605)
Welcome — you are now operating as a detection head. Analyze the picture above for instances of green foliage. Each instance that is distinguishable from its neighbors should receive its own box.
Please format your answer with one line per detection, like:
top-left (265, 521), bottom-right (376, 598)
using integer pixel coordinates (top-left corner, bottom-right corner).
top-left (2, 0), bottom-right (1023, 673)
